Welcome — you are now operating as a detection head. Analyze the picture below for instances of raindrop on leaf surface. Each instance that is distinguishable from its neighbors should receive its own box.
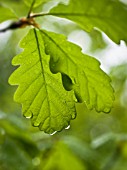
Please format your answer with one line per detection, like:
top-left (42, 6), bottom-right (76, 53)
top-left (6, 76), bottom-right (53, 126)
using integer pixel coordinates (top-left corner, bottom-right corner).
top-left (65, 125), bottom-right (70, 130)
top-left (50, 131), bottom-right (57, 136)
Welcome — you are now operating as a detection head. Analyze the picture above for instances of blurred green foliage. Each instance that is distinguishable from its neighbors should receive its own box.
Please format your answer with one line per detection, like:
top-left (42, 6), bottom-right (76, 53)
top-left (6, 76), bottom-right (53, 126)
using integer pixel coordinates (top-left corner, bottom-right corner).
top-left (0, 0), bottom-right (127, 170)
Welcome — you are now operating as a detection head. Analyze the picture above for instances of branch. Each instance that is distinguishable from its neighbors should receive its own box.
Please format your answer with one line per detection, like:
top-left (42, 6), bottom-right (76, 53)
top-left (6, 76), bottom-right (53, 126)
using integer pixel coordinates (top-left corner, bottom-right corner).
top-left (0, 17), bottom-right (39, 33)
top-left (0, 11), bottom-right (61, 33)
top-left (0, 20), bottom-right (24, 32)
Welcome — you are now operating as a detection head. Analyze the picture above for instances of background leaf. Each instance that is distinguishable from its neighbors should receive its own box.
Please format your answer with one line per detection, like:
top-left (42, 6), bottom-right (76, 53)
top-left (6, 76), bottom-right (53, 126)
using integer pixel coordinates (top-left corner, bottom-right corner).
top-left (0, 0), bottom-right (29, 17)
top-left (9, 28), bottom-right (76, 134)
top-left (0, 4), bottom-right (17, 23)
top-left (42, 142), bottom-right (86, 170)
top-left (0, 111), bottom-right (38, 170)
top-left (89, 29), bottom-right (107, 52)
top-left (50, 0), bottom-right (127, 44)
top-left (23, 0), bottom-right (50, 8)
top-left (41, 29), bottom-right (114, 112)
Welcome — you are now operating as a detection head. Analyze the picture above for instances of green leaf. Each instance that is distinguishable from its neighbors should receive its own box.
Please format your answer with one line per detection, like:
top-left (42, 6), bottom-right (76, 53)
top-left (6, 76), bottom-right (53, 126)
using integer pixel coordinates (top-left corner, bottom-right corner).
top-left (9, 28), bottom-right (76, 134)
top-left (43, 142), bottom-right (86, 170)
top-left (89, 29), bottom-right (107, 52)
top-left (50, 0), bottom-right (127, 44)
top-left (41, 29), bottom-right (114, 113)
top-left (0, 137), bottom-right (33, 170)
top-left (23, 0), bottom-right (49, 8)
top-left (0, 4), bottom-right (17, 23)
top-left (0, 0), bottom-right (29, 17)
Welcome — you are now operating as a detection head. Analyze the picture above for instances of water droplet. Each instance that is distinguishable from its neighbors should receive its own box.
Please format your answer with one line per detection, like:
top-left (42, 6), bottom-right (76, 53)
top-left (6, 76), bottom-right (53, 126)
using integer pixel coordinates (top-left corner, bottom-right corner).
top-left (26, 116), bottom-right (31, 119)
top-left (71, 113), bottom-right (76, 119)
top-left (34, 121), bottom-right (40, 126)
top-left (50, 131), bottom-right (57, 136)
top-left (65, 125), bottom-right (70, 130)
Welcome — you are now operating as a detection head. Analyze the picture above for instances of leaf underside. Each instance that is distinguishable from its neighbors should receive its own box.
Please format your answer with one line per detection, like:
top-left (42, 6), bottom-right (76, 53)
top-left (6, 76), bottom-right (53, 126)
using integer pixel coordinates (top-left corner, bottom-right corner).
top-left (9, 27), bottom-right (114, 133)
top-left (41, 29), bottom-right (114, 113)
top-left (50, 0), bottom-right (127, 44)
top-left (9, 29), bottom-right (76, 134)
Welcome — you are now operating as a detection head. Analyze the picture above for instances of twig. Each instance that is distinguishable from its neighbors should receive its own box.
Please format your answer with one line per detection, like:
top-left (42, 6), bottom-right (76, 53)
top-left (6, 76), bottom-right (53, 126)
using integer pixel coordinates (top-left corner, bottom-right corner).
top-left (0, 11), bottom-right (60, 33)
top-left (27, 0), bottom-right (36, 18)
top-left (29, 12), bottom-right (49, 18)
top-left (0, 17), bottom-right (40, 33)
top-left (0, 20), bottom-right (24, 32)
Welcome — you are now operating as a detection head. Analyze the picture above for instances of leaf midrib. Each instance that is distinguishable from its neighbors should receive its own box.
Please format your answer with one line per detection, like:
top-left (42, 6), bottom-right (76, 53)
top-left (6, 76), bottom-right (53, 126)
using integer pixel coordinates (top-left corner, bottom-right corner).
top-left (33, 29), bottom-right (51, 117)
top-left (48, 12), bottom-right (120, 22)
